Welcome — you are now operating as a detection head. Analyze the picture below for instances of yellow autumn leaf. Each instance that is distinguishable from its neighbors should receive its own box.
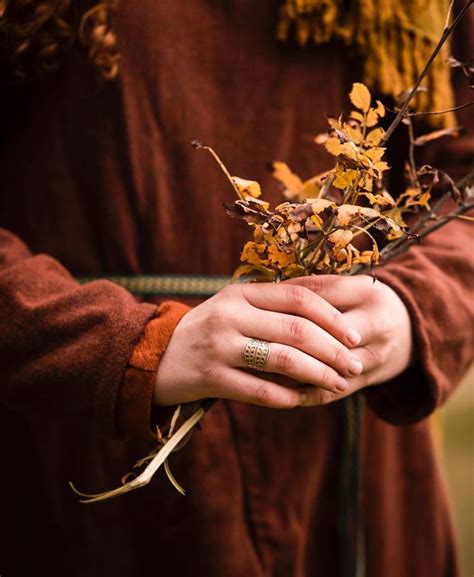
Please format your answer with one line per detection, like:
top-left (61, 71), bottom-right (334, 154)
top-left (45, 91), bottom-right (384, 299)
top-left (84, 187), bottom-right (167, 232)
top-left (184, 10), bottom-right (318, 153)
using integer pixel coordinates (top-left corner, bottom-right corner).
top-left (361, 192), bottom-right (395, 207)
top-left (324, 136), bottom-right (345, 157)
top-left (232, 176), bottom-right (262, 199)
top-left (365, 109), bottom-right (379, 127)
top-left (272, 162), bottom-right (304, 199)
top-left (240, 242), bottom-right (268, 265)
top-left (375, 100), bottom-right (385, 117)
top-left (344, 123), bottom-right (363, 145)
top-left (365, 127), bottom-right (385, 147)
top-left (333, 168), bottom-right (359, 190)
top-left (349, 110), bottom-right (365, 123)
top-left (267, 244), bottom-right (296, 267)
top-left (349, 82), bottom-right (371, 113)
top-left (364, 147), bottom-right (385, 163)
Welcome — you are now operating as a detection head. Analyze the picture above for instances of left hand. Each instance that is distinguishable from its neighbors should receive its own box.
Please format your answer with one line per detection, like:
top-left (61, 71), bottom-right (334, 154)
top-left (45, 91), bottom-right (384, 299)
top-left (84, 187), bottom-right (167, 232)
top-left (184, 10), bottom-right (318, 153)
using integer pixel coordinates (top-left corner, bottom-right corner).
top-left (285, 274), bottom-right (414, 405)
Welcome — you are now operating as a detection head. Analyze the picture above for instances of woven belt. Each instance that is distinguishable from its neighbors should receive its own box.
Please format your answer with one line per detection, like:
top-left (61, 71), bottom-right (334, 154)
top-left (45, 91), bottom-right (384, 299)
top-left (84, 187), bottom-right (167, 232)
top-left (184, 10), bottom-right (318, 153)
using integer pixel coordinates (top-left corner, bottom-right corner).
top-left (76, 274), bottom-right (232, 297)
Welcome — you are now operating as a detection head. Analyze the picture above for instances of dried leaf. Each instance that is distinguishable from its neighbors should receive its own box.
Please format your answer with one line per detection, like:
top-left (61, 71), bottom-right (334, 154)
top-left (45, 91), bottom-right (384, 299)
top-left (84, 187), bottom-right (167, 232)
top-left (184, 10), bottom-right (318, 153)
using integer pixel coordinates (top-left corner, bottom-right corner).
top-left (349, 82), bottom-right (371, 113)
top-left (272, 162), bottom-right (304, 199)
top-left (417, 165), bottom-right (462, 201)
top-left (361, 192), bottom-right (395, 207)
top-left (328, 229), bottom-right (353, 250)
top-left (268, 243), bottom-right (296, 267)
top-left (232, 176), bottom-right (262, 199)
top-left (365, 127), bottom-right (385, 146)
top-left (224, 199), bottom-right (270, 224)
top-left (333, 168), bottom-right (359, 190)
top-left (240, 242), bottom-right (268, 266)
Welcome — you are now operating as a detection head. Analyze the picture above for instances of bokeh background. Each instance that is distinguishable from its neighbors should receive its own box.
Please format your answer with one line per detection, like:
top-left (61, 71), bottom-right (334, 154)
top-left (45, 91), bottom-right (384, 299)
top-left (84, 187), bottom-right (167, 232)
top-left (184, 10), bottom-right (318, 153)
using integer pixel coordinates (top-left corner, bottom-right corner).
top-left (441, 365), bottom-right (473, 575)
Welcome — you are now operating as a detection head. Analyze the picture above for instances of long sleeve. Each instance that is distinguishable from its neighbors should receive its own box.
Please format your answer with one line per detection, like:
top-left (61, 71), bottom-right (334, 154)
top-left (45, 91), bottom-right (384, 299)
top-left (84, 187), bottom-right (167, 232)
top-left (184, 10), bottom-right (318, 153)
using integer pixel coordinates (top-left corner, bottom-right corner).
top-left (0, 227), bottom-right (187, 439)
top-left (364, 212), bottom-right (473, 425)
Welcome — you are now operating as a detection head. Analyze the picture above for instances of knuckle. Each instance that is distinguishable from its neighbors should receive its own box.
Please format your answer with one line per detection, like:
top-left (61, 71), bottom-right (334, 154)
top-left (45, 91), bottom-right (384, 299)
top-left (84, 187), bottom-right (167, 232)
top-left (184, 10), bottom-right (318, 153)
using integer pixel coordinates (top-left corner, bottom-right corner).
top-left (275, 347), bottom-right (296, 373)
top-left (366, 345), bottom-right (383, 366)
top-left (219, 284), bottom-right (238, 299)
top-left (287, 284), bottom-right (308, 308)
top-left (329, 307), bottom-right (344, 331)
top-left (332, 345), bottom-right (348, 368)
top-left (318, 389), bottom-right (336, 405)
top-left (308, 275), bottom-right (324, 294)
top-left (287, 317), bottom-right (309, 345)
top-left (254, 384), bottom-right (271, 404)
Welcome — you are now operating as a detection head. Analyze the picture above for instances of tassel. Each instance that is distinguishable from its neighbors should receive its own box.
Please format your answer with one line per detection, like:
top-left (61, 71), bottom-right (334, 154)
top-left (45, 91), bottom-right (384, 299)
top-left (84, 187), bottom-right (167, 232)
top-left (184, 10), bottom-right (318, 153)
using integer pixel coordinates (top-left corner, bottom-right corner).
top-left (277, 0), bottom-right (456, 127)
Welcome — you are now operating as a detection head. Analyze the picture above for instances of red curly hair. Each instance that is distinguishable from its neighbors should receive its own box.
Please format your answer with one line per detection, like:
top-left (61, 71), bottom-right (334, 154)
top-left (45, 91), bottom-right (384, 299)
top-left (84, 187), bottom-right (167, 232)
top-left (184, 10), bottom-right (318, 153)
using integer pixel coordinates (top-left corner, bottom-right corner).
top-left (0, 0), bottom-right (119, 81)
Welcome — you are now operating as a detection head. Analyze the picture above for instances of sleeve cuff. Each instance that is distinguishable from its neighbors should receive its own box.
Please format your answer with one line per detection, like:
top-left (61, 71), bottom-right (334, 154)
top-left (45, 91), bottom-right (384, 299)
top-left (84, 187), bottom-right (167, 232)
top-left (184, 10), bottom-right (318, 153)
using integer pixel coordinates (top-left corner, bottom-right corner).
top-left (363, 269), bottom-right (440, 425)
top-left (117, 301), bottom-right (191, 441)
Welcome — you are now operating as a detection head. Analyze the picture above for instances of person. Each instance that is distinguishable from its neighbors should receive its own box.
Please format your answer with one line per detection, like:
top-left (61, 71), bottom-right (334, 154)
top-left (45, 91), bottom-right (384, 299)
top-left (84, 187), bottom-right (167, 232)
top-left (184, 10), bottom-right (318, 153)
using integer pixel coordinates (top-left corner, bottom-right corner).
top-left (0, 1), bottom-right (472, 576)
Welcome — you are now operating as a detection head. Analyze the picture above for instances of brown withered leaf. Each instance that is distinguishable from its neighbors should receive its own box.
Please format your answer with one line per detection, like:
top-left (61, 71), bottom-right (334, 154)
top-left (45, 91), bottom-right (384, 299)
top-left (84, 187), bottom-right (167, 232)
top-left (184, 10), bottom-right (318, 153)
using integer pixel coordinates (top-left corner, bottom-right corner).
top-left (447, 55), bottom-right (474, 86)
top-left (311, 198), bottom-right (336, 214)
top-left (414, 127), bottom-right (461, 146)
top-left (282, 263), bottom-right (308, 278)
top-left (224, 199), bottom-right (271, 224)
top-left (417, 165), bottom-right (462, 201)
top-left (336, 205), bottom-right (379, 227)
top-left (289, 202), bottom-right (314, 222)
top-left (328, 229), bottom-right (353, 250)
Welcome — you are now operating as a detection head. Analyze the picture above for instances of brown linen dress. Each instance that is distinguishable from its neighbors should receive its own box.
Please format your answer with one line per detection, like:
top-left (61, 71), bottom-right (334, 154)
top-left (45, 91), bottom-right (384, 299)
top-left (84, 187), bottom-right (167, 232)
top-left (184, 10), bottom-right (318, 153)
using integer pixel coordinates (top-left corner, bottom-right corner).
top-left (0, 2), bottom-right (472, 576)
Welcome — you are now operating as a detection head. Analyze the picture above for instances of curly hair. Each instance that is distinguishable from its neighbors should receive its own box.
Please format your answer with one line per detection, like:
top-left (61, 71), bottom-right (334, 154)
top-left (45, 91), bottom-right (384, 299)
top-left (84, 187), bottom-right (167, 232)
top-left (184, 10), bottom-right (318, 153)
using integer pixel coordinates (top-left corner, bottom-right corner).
top-left (0, 0), bottom-right (119, 82)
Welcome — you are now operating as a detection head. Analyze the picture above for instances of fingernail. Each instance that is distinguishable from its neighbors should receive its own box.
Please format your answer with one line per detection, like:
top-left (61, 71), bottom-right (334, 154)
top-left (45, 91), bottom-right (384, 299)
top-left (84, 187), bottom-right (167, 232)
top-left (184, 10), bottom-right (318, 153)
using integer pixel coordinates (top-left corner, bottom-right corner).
top-left (346, 327), bottom-right (361, 346)
top-left (336, 377), bottom-right (348, 391)
top-left (299, 390), bottom-right (307, 406)
top-left (348, 358), bottom-right (363, 377)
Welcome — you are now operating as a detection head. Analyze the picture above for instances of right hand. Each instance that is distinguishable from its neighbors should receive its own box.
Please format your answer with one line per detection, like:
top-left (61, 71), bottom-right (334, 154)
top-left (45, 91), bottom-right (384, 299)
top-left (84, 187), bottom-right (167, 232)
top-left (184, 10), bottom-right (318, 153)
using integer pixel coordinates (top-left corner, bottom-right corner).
top-left (153, 281), bottom-right (363, 409)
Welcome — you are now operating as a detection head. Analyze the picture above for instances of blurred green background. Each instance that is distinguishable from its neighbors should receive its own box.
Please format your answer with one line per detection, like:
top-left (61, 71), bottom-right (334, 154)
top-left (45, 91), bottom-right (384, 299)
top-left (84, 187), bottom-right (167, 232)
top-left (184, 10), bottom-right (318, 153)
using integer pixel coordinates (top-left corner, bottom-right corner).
top-left (441, 366), bottom-right (473, 575)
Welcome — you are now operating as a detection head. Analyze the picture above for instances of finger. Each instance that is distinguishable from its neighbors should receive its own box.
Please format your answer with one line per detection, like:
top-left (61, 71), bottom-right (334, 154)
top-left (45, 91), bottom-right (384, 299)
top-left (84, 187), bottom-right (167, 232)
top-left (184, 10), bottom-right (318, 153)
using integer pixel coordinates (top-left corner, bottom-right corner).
top-left (240, 282), bottom-right (361, 347)
top-left (283, 274), bottom-right (375, 311)
top-left (342, 309), bottom-right (378, 346)
top-left (299, 371), bottom-right (375, 406)
top-left (237, 338), bottom-right (349, 393)
top-left (221, 368), bottom-right (307, 409)
top-left (237, 309), bottom-right (363, 378)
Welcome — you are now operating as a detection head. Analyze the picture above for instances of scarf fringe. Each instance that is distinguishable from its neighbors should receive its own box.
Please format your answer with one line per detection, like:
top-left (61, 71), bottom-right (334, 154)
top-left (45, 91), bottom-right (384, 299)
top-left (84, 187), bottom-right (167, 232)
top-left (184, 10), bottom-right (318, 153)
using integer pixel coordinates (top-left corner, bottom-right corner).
top-left (278, 0), bottom-right (455, 127)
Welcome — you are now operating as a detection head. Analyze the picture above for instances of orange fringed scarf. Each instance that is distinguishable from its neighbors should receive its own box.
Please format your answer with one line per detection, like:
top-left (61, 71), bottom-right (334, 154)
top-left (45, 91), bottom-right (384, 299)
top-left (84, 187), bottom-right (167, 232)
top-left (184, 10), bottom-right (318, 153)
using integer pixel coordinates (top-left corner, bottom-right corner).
top-left (278, 0), bottom-right (456, 127)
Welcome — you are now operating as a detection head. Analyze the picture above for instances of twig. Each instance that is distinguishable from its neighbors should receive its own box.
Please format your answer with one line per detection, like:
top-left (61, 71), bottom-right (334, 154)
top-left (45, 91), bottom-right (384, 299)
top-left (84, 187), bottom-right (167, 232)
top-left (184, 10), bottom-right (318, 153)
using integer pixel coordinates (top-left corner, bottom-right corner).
top-left (403, 100), bottom-right (474, 117)
top-left (445, 0), bottom-right (455, 28)
top-left (379, 201), bottom-right (474, 262)
top-left (381, 0), bottom-right (473, 144)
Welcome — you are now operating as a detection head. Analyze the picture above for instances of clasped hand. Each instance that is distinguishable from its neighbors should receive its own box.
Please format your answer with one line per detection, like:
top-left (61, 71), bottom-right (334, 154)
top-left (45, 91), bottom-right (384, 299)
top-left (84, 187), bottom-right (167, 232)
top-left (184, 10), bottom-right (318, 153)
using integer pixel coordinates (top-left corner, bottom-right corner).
top-left (154, 275), bottom-right (413, 408)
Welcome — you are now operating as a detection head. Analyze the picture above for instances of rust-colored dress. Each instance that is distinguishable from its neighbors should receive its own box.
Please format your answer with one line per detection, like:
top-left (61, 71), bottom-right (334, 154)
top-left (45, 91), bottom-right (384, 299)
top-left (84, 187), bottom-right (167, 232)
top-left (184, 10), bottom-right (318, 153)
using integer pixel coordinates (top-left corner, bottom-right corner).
top-left (0, 2), bottom-right (472, 577)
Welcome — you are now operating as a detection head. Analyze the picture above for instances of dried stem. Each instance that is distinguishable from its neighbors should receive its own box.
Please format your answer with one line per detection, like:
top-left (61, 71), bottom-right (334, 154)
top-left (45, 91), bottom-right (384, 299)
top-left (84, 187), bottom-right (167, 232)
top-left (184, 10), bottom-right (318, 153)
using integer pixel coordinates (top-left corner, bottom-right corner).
top-left (379, 201), bottom-right (474, 262)
top-left (403, 100), bottom-right (474, 117)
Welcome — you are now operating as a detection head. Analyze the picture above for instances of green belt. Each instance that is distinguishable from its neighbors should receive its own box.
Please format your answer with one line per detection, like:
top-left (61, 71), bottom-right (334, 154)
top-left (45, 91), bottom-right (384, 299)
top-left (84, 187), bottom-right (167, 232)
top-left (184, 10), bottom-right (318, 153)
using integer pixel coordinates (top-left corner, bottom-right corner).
top-left (76, 274), bottom-right (232, 297)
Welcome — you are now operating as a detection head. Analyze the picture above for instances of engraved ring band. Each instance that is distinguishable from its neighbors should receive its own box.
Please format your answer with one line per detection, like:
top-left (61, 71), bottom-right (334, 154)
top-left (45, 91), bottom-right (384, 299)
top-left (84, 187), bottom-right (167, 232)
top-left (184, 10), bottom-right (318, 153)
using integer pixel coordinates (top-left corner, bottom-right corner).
top-left (242, 338), bottom-right (271, 371)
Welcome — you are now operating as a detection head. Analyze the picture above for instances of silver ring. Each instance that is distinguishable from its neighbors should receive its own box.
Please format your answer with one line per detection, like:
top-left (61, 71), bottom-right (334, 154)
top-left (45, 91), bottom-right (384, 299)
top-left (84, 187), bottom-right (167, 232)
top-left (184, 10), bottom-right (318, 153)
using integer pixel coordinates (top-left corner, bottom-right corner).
top-left (242, 338), bottom-right (270, 371)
